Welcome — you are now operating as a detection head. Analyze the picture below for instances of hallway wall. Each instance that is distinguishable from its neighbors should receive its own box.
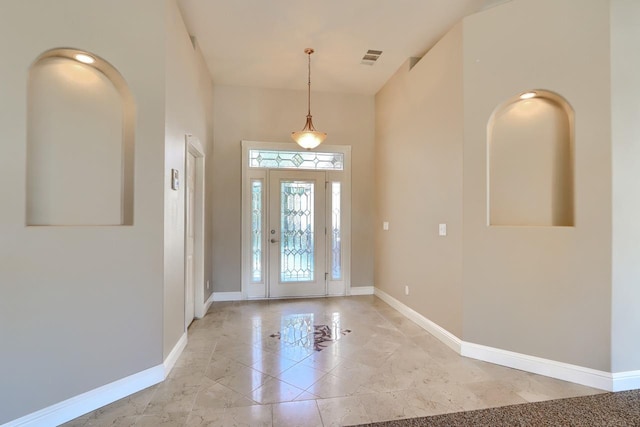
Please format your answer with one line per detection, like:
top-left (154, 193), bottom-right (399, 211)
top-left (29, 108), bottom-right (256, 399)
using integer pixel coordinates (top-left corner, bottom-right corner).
top-left (0, 0), bottom-right (215, 423)
top-left (211, 86), bottom-right (375, 293)
top-left (374, 24), bottom-right (464, 336)
top-left (462, 0), bottom-right (612, 372)
top-left (0, 1), bottom-right (166, 423)
top-left (375, 0), bottom-right (620, 373)
top-left (164, 0), bottom-right (215, 359)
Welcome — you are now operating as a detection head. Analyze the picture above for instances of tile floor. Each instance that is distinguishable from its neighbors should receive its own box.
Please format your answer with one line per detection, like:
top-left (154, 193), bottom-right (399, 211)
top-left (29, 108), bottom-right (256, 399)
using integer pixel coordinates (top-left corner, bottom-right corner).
top-left (63, 295), bottom-right (602, 426)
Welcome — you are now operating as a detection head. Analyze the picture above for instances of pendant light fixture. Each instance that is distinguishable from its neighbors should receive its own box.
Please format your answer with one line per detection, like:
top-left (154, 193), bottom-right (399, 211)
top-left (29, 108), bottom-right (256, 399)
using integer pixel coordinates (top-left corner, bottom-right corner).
top-left (292, 48), bottom-right (326, 149)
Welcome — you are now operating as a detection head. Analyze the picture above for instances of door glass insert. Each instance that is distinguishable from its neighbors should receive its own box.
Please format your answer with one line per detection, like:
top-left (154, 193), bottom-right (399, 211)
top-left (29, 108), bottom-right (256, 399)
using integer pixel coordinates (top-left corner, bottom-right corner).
top-left (331, 182), bottom-right (342, 280)
top-left (249, 149), bottom-right (344, 170)
top-left (251, 180), bottom-right (263, 282)
top-left (281, 181), bottom-right (315, 282)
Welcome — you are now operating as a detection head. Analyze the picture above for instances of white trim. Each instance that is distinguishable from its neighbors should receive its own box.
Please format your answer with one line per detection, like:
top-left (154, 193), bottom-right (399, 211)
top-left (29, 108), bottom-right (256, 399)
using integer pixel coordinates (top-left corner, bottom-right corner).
top-left (185, 135), bottom-right (207, 322)
top-left (241, 140), bottom-right (352, 300)
top-left (612, 370), bottom-right (640, 392)
top-left (212, 291), bottom-right (243, 302)
top-left (371, 287), bottom-right (640, 392)
top-left (349, 286), bottom-right (374, 295)
top-left (197, 292), bottom-right (215, 319)
top-left (2, 366), bottom-right (163, 427)
top-left (163, 333), bottom-right (187, 378)
top-left (461, 341), bottom-right (612, 391)
top-left (374, 287), bottom-right (462, 353)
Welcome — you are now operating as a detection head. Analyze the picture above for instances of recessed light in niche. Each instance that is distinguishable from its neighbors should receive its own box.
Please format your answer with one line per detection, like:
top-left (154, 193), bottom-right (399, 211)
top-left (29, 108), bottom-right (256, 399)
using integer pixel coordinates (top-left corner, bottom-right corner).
top-left (74, 53), bottom-right (95, 64)
top-left (520, 91), bottom-right (537, 100)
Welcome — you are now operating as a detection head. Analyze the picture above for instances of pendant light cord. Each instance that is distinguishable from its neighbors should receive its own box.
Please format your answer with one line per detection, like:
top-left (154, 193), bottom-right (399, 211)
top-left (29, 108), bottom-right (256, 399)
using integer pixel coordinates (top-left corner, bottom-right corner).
top-left (307, 51), bottom-right (312, 117)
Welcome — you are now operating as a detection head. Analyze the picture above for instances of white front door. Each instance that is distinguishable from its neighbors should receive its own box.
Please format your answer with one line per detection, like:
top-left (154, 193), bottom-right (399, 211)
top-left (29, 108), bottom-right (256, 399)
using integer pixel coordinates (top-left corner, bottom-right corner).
top-left (268, 170), bottom-right (326, 298)
top-left (185, 151), bottom-right (196, 327)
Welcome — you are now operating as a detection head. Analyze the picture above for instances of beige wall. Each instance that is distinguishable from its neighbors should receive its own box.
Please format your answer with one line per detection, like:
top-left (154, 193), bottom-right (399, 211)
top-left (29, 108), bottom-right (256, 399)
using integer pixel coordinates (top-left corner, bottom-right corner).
top-left (611, 0), bottom-right (640, 373)
top-left (374, 25), bottom-right (464, 336)
top-left (0, 1), bottom-right (166, 423)
top-left (462, 0), bottom-right (612, 371)
top-left (0, 0), bottom-right (214, 422)
top-left (163, 0), bottom-right (214, 358)
top-left (212, 86), bottom-right (375, 292)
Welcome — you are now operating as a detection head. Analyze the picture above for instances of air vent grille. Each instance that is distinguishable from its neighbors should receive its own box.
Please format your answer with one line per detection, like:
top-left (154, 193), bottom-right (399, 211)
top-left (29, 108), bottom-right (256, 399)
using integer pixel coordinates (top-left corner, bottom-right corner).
top-left (361, 49), bottom-right (382, 66)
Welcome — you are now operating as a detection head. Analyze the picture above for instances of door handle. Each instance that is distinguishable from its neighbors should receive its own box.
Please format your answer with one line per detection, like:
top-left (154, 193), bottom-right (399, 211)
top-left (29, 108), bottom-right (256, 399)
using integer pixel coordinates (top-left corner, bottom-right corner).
top-left (270, 238), bottom-right (279, 243)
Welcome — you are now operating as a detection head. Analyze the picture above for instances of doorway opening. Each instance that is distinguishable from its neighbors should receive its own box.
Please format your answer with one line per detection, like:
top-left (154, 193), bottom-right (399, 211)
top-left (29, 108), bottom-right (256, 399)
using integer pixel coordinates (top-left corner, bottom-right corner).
top-left (241, 141), bottom-right (351, 299)
top-left (185, 135), bottom-right (206, 329)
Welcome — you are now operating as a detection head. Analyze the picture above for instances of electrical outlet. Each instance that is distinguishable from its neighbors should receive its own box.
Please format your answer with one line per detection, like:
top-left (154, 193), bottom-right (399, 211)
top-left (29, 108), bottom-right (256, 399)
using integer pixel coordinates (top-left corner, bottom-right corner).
top-left (405, 285), bottom-right (409, 295)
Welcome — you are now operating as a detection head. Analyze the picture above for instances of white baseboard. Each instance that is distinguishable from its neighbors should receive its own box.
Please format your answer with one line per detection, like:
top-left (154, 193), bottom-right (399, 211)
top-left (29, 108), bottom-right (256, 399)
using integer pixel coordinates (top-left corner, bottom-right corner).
top-left (164, 333), bottom-right (187, 377)
top-left (374, 287), bottom-right (462, 353)
top-left (196, 293), bottom-right (215, 319)
top-left (372, 286), bottom-right (640, 393)
top-left (611, 370), bottom-right (640, 392)
top-left (212, 291), bottom-right (243, 302)
top-left (461, 341), bottom-right (613, 391)
top-left (4, 334), bottom-right (189, 427)
top-left (2, 365), bottom-right (164, 427)
top-left (349, 286), bottom-right (374, 295)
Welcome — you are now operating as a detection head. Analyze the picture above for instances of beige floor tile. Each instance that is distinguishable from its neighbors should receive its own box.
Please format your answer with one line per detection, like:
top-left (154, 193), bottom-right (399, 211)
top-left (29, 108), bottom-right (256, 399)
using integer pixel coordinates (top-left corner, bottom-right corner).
top-left (465, 380), bottom-right (529, 407)
top-left (186, 404), bottom-right (273, 427)
top-left (250, 352), bottom-right (298, 376)
top-left (277, 363), bottom-right (327, 390)
top-left (316, 395), bottom-right (372, 427)
top-left (215, 365), bottom-right (271, 395)
top-left (305, 372), bottom-right (373, 399)
top-left (204, 355), bottom-right (247, 382)
top-left (272, 400), bottom-right (323, 427)
top-left (136, 411), bottom-right (189, 427)
top-left (193, 378), bottom-right (257, 411)
top-left (294, 391), bottom-right (319, 401)
top-left (144, 382), bottom-right (199, 415)
top-left (63, 296), bottom-right (603, 426)
top-left (299, 350), bottom-right (344, 373)
top-left (250, 377), bottom-right (305, 404)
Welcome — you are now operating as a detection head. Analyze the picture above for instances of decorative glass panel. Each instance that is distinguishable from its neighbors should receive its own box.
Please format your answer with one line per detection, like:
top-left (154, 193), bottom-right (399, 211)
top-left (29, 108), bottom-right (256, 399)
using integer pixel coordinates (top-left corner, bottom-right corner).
top-left (251, 180), bottom-right (263, 282)
top-left (280, 181), bottom-right (315, 282)
top-left (331, 182), bottom-right (342, 280)
top-left (250, 149), bottom-right (343, 171)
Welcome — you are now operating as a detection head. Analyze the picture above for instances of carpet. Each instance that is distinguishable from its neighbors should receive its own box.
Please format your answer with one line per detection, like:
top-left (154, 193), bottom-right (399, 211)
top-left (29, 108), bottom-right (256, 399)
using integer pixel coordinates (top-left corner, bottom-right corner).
top-left (353, 390), bottom-right (640, 426)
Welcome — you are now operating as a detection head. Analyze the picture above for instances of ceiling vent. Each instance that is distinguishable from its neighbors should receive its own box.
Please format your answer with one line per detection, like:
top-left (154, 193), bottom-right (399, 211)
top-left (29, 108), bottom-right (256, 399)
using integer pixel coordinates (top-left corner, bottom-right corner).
top-left (361, 49), bottom-right (382, 66)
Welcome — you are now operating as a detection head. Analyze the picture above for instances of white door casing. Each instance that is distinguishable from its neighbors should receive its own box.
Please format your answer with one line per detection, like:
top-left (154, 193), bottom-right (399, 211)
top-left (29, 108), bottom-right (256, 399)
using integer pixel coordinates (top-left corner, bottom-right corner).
top-left (241, 140), bottom-right (351, 299)
top-left (185, 134), bottom-right (207, 323)
top-left (185, 151), bottom-right (196, 328)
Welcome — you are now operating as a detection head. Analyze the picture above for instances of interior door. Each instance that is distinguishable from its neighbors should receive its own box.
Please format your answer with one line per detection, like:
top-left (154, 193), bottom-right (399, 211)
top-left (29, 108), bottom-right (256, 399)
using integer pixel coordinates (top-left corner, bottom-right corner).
top-left (269, 170), bottom-right (326, 298)
top-left (185, 151), bottom-right (196, 327)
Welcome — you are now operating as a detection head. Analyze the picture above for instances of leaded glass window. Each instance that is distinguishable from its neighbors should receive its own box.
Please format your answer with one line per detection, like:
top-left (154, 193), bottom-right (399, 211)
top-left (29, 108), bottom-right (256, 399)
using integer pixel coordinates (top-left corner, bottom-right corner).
top-left (280, 181), bottom-right (315, 282)
top-left (249, 149), bottom-right (344, 170)
top-left (251, 180), bottom-right (263, 282)
top-left (331, 182), bottom-right (342, 280)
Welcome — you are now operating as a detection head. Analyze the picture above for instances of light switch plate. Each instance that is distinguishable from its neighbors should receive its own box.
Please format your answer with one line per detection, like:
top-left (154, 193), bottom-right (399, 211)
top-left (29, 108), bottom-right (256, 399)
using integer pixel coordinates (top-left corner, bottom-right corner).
top-left (383, 221), bottom-right (389, 231)
top-left (439, 223), bottom-right (447, 236)
top-left (171, 169), bottom-right (179, 190)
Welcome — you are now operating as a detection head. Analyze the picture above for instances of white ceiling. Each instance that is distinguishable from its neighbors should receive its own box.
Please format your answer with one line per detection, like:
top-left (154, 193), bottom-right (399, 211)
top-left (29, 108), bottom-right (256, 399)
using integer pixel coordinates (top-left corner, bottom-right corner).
top-left (177, 0), bottom-right (502, 95)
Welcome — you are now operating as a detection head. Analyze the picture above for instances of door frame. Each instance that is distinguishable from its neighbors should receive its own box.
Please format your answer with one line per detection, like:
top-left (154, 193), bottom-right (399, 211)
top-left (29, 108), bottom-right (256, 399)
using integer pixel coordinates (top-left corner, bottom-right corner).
top-left (241, 140), bottom-right (352, 299)
top-left (185, 134), bottom-right (207, 323)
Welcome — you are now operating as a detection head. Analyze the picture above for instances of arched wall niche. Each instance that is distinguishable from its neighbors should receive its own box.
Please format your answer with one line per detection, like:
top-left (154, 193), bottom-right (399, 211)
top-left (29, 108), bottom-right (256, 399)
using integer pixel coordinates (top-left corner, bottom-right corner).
top-left (26, 48), bottom-right (135, 226)
top-left (487, 89), bottom-right (574, 227)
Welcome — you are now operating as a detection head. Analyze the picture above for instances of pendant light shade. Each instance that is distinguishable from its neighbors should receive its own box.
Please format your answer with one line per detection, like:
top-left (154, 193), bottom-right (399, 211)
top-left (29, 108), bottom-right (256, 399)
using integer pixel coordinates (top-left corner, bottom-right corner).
top-left (292, 48), bottom-right (326, 149)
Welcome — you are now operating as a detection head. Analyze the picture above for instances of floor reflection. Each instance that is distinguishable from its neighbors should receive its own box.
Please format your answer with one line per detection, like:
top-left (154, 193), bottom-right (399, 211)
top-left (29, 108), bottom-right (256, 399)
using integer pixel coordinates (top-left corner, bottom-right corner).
top-left (270, 313), bottom-right (351, 351)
